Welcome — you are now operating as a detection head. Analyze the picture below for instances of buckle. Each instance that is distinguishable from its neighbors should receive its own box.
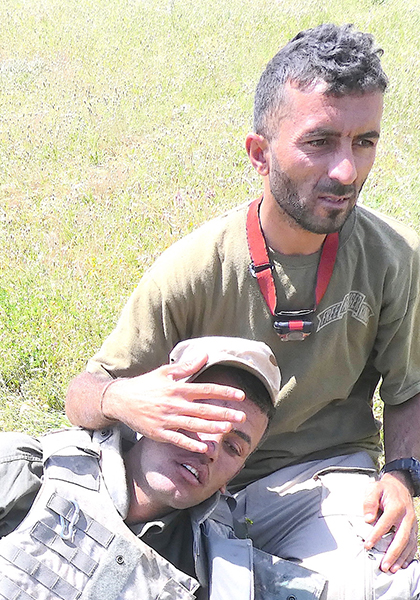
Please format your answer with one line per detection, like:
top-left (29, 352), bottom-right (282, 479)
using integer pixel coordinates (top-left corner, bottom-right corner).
top-left (273, 311), bottom-right (314, 341)
top-left (249, 262), bottom-right (274, 278)
top-left (59, 500), bottom-right (80, 543)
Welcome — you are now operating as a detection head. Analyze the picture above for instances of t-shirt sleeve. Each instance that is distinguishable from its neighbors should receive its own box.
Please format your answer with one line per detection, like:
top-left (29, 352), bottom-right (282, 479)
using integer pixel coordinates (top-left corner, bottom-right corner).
top-left (374, 240), bottom-right (420, 405)
top-left (85, 206), bottom-right (248, 380)
top-left (86, 268), bottom-right (185, 378)
top-left (86, 228), bottom-right (211, 379)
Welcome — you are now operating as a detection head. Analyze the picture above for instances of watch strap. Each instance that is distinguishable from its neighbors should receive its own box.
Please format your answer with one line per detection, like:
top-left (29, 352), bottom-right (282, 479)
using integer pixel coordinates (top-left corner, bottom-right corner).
top-left (380, 457), bottom-right (420, 496)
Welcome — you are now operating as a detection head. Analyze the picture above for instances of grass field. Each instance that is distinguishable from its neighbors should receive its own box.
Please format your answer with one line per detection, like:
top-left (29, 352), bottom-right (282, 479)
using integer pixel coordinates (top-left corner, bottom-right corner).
top-left (1, 0), bottom-right (420, 435)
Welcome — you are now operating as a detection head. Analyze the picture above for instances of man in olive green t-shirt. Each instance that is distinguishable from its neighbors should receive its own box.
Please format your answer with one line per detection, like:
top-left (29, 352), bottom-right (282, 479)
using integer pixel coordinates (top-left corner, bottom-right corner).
top-left (65, 24), bottom-right (420, 599)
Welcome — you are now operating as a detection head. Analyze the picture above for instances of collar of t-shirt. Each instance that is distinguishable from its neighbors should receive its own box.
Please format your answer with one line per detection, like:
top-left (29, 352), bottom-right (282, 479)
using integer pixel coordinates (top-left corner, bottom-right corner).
top-left (129, 508), bottom-right (180, 537)
top-left (130, 508), bottom-right (197, 582)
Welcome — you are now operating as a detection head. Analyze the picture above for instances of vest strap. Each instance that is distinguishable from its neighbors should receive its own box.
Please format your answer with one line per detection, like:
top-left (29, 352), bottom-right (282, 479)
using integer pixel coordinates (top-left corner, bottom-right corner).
top-left (0, 543), bottom-right (81, 600)
top-left (30, 521), bottom-right (98, 576)
top-left (47, 494), bottom-right (115, 548)
top-left (0, 576), bottom-right (35, 600)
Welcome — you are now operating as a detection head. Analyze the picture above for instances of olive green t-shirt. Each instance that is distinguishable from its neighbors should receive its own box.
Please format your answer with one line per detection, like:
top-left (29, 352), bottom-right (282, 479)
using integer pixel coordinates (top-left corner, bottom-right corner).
top-left (87, 203), bottom-right (420, 488)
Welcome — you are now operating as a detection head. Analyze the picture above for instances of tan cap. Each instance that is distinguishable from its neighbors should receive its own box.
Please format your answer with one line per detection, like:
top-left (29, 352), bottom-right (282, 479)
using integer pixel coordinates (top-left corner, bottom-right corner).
top-left (169, 336), bottom-right (280, 404)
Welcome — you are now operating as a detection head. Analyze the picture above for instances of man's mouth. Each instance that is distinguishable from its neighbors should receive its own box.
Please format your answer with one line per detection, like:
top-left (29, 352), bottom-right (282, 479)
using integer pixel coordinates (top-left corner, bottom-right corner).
top-left (182, 463), bottom-right (200, 482)
top-left (319, 195), bottom-right (350, 203)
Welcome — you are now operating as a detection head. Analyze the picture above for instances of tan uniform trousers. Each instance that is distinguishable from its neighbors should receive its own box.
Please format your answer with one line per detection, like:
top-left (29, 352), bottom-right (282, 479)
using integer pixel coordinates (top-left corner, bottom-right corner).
top-left (234, 452), bottom-right (420, 600)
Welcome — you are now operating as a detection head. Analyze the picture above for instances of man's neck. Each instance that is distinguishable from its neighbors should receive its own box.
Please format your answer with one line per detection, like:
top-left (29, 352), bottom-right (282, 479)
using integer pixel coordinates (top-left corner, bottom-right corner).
top-left (125, 493), bottom-right (171, 524)
top-left (259, 195), bottom-right (326, 256)
top-left (124, 450), bottom-right (173, 524)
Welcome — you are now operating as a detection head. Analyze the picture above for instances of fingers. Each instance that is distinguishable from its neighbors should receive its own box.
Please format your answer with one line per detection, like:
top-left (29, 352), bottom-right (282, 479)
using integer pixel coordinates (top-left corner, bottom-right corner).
top-left (150, 384), bottom-right (247, 424)
top-left (363, 477), bottom-right (418, 573)
top-left (160, 360), bottom-right (246, 403)
top-left (159, 429), bottom-right (210, 453)
top-left (117, 382), bottom-right (247, 450)
top-left (180, 381), bottom-right (245, 403)
top-left (380, 519), bottom-right (418, 572)
top-left (149, 401), bottom-right (246, 439)
top-left (365, 518), bottom-right (416, 573)
top-left (176, 401), bottom-right (246, 425)
top-left (165, 354), bottom-right (209, 381)
top-left (364, 506), bottom-right (394, 548)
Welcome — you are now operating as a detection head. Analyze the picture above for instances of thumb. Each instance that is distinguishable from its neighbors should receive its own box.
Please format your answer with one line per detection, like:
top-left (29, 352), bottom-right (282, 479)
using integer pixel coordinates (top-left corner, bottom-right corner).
top-left (364, 481), bottom-right (382, 524)
top-left (166, 353), bottom-right (209, 381)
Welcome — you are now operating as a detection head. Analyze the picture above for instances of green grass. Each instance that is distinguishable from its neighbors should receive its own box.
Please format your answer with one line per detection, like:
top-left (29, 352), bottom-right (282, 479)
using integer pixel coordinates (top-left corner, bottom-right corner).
top-left (1, 0), bottom-right (420, 432)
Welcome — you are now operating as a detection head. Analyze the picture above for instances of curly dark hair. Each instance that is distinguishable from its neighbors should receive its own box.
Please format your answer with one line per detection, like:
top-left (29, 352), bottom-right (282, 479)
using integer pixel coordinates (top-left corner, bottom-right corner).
top-left (254, 23), bottom-right (388, 140)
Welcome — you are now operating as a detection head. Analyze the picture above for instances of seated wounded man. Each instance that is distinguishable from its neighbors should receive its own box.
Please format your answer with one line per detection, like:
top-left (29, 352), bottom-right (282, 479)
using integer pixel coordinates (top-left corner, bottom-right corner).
top-left (0, 337), bottom-right (325, 600)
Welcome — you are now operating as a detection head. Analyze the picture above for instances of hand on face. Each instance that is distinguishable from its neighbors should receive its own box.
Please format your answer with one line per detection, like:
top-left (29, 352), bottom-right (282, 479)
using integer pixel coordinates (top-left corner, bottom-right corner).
top-left (101, 355), bottom-right (248, 454)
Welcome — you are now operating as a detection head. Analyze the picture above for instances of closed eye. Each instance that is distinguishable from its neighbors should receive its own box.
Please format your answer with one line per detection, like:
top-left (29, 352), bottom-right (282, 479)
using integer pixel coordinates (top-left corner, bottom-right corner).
top-left (223, 439), bottom-right (243, 457)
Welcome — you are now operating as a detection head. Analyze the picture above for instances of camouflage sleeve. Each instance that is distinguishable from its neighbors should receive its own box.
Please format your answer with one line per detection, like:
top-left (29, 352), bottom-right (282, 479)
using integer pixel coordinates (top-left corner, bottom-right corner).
top-left (0, 433), bottom-right (43, 537)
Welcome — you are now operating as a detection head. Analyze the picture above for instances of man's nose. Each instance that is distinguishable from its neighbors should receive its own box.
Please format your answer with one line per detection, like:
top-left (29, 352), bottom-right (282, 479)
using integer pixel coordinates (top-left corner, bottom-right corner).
top-left (197, 434), bottom-right (222, 461)
top-left (328, 148), bottom-right (357, 186)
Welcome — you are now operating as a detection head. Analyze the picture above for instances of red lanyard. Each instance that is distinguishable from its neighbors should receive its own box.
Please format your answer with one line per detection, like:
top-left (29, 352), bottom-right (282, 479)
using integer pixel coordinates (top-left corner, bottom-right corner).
top-left (246, 197), bottom-right (339, 341)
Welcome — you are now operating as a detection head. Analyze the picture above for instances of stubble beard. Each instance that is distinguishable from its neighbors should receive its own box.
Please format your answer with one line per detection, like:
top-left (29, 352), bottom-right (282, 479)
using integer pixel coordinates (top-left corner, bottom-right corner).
top-left (269, 156), bottom-right (360, 235)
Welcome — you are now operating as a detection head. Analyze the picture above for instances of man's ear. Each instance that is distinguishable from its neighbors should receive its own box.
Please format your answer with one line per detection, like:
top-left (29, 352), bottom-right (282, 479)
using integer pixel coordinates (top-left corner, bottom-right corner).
top-left (245, 133), bottom-right (270, 177)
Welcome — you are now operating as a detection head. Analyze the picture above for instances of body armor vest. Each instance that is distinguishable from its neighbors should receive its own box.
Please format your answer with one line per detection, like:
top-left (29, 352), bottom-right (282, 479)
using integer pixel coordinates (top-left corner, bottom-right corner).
top-left (0, 427), bottom-right (326, 600)
top-left (0, 427), bottom-right (200, 600)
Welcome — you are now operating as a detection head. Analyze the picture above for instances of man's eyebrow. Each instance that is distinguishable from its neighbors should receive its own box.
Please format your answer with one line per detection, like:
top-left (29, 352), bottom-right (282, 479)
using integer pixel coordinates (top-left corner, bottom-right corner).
top-left (355, 130), bottom-right (380, 140)
top-left (231, 429), bottom-right (252, 446)
top-left (302, 127), bottom-right (380, 140)
top-left (302, 127), bottom-right (338, 138)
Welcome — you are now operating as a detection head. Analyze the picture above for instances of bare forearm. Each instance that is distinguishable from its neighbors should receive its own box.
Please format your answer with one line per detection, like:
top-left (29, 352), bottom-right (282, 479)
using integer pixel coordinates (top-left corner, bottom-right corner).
top-left (65, 371), bottom-right (116, 429)
top-left (383, 392), bottom-right (420, 462)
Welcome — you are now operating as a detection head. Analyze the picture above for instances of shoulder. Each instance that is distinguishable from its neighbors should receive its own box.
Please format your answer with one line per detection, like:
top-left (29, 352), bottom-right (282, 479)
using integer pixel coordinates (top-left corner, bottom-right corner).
top-left (144, 203), bottom-right (250, 283)
top-left (353, 205), bottom-right (420, 253)
top-left (343, 206), bottom-right (420, 298)
top-left (163, 203), bottom-right (248, 257)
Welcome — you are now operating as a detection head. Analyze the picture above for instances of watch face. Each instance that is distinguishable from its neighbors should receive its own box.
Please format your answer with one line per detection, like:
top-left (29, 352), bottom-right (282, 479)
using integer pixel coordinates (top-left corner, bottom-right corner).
top-left (408, 460), bottom-right (420, 496)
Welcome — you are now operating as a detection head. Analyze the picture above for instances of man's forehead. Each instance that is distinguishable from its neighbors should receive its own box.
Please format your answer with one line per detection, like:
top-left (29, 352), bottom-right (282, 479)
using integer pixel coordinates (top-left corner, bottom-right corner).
top-left (274, 82), bottom-right (383, 135)
top-left (287, 78), bottom-right (329, 95)
top-left (198, 396), bottom-right (268, 444)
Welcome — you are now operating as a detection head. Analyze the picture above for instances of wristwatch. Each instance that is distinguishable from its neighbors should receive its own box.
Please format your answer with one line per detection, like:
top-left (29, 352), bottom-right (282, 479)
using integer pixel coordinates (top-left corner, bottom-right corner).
top-left (380, 457), bottom-right (420, 497)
